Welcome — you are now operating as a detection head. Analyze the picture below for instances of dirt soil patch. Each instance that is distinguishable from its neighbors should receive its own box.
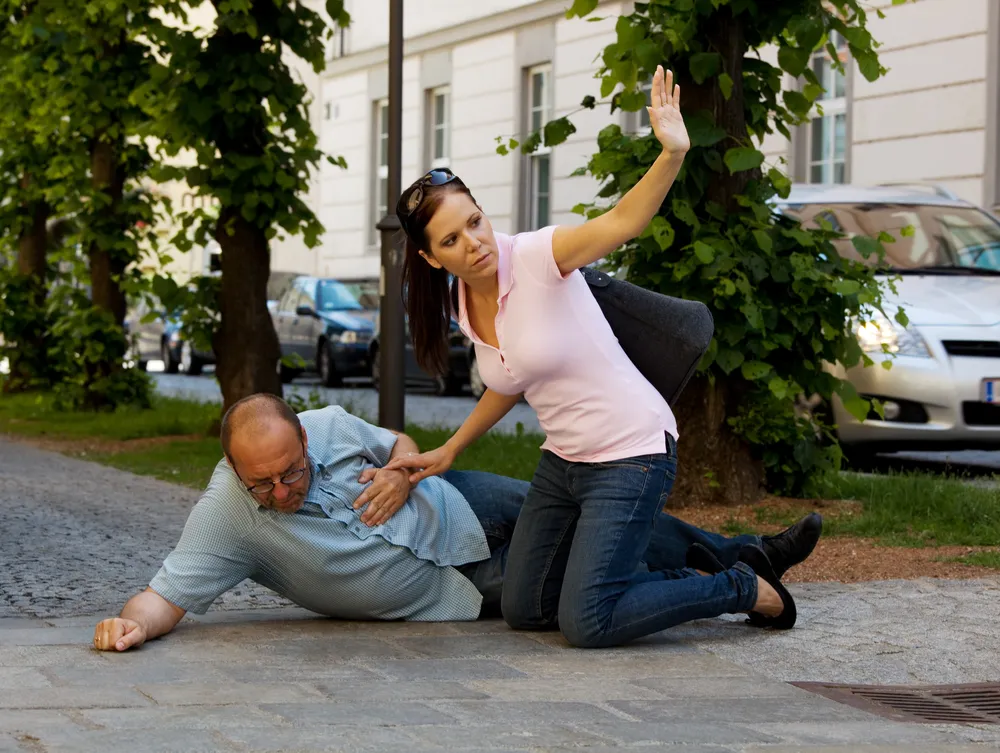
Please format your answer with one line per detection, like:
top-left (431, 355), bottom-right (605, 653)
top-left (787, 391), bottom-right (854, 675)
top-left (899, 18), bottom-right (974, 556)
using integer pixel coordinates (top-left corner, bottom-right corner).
top-left (2, 432), bottom-right (205, 456)
top-left (675, 497), bottom-right (1000, 583)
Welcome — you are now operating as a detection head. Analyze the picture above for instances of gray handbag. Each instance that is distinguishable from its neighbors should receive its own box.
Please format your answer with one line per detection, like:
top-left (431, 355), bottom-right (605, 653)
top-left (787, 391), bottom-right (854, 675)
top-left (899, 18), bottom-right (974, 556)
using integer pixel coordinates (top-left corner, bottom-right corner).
top-left (579, 266), bottom-right (714, 405)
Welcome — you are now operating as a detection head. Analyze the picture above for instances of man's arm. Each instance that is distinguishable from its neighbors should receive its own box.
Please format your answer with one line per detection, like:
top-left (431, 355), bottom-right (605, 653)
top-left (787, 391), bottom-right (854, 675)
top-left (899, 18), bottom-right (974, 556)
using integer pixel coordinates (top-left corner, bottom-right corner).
top-left (93, 588), bottom-right (186, 652)
top-left (353, 429), bottom-right (421, 526)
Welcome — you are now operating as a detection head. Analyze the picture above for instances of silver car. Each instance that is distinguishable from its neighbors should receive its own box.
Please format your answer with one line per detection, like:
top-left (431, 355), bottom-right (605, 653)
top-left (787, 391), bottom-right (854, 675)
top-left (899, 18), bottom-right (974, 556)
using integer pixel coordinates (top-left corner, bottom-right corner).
top-left (776, 183), bottom-right (1000, 456)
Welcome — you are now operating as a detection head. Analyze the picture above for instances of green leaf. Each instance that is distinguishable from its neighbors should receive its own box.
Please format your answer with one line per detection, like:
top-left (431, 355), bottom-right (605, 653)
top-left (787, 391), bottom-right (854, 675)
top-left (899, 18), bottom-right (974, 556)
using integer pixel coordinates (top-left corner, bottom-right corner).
top-left (685, 113), bottom-right (726, 147)
top-left (752, 229), bottom-right (772, 252)
top-left (782, 90), bottom-right (811, 116)
top-left (565, 0), bottom-right (599, 18)
top-left (833, 280), bottom-right (861, 295)
top-left (718, 72), bottom-right (733, 100)
top-left (768, 376), bottom-right (789, 399)
top-left (716, 348), bottom-right (744, 374)
top-left (325, 0), bottom-right (351, 26)
top-left (649, 216), bottom-right (675, 250)
top-left (693, 241), bottom-right (715, 264)
top-left (900, 224), bottom-right (915, 237)
top-left (689, 52), bottom-right (722, 84)
top-left (543, 117), bottom-right (576, 147)
top-left (741, 360), bottom-right (771, 381)
top-left (855, 50), bottom-right (881, 82)
top-left (768, 168), bottom-right (792, 198)
top-left (672, 199), bottom-right (699, 227)
top-left (777, 45), bottom-right (811, 77)
top-left (723, 147), bottom-right (764, 174)
top-left (580, 95), bottom-right (597, 109)
top-left (851, 235), bottom-right (881, 259)
top-left (894, 308), bottom-right (910, 327)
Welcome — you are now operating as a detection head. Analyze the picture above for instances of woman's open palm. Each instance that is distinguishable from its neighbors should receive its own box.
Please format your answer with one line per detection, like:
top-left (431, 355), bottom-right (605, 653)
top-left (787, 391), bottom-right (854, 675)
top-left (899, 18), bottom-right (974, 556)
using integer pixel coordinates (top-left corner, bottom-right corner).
top-left (648, 65), bottom-right (690, 157)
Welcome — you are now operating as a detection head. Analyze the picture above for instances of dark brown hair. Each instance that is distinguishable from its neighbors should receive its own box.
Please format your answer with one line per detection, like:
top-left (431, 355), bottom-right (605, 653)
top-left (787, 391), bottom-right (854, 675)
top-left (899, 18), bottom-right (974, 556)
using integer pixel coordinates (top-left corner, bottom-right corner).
top-left (400, 175), bottom-right (477, 376)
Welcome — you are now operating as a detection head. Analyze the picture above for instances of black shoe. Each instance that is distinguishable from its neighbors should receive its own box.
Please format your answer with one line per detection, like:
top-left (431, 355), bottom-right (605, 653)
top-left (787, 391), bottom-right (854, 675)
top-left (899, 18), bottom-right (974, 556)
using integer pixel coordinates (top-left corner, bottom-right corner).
top-left (686, 543), bottom-right (725, 574)
top-left (739, 544), bottom-right (797, 630)
top-left (760, 512), bottom-right (822, 579)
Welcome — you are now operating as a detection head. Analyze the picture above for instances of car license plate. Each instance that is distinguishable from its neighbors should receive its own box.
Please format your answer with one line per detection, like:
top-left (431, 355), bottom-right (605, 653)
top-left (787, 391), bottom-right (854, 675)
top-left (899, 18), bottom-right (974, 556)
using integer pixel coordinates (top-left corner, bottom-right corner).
top-left (984, 379), bottom-right (1000, 404)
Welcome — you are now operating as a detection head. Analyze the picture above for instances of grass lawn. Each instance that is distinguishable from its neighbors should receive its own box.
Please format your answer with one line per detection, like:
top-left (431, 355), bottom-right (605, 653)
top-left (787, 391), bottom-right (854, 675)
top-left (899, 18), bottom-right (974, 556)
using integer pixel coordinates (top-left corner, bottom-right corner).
top-left (3, 391), bottom-right (998, 553)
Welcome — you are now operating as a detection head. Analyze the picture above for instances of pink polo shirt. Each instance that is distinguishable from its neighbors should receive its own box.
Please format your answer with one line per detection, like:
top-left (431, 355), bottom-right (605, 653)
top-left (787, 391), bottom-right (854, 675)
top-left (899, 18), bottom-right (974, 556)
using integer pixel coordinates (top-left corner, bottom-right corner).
top-left (456, 226), bottom-right (678, 463)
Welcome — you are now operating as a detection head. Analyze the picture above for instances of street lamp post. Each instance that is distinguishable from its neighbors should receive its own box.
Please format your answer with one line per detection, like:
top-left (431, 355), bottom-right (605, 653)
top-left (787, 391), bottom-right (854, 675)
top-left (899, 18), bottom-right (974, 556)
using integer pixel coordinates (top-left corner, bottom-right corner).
top-left (376, 0), bottom-right (405, 431)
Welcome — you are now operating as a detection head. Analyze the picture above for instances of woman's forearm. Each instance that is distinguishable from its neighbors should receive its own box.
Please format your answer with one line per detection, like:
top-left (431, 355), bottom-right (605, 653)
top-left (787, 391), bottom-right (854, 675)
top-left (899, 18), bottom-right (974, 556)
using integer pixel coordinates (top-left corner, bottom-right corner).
top-left (612, 149), bottom-right (685, 237)
top-left (445, 389), bottom-right (522, 458)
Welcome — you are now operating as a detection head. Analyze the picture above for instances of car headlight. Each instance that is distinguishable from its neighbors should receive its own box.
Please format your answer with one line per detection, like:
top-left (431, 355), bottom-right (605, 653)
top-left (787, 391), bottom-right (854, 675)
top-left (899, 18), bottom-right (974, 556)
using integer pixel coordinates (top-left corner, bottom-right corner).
top-left (855, 312), bottom-right (930, 358)
top-left (338, 330), bottom-right (359, 345)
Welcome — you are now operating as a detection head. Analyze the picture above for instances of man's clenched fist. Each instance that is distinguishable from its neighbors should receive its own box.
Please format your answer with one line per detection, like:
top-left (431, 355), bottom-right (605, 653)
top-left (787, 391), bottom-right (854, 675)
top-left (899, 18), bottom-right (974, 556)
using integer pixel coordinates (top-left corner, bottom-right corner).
top-left (93, 617), bottom-right (146, 652)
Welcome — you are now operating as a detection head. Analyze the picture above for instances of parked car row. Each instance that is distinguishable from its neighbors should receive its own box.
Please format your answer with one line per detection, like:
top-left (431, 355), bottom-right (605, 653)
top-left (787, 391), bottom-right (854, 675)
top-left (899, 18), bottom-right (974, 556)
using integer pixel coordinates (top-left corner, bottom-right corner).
top-left (124, 297), bottom-right (215, 376)
top-left (270, 274), bottom-right (483, 396)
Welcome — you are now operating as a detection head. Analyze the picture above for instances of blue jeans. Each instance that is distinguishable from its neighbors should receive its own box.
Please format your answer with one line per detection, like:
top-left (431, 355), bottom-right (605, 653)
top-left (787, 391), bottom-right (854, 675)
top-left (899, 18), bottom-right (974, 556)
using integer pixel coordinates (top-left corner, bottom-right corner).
top-left (443, 461), bottom-right (760, 633)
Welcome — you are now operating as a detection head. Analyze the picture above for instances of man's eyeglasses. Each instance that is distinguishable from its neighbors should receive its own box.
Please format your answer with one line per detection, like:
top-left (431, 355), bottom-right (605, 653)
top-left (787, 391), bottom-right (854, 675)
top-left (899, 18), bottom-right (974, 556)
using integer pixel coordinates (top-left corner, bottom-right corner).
top-left (239, 443), bottom-right (308, 496)
top-left (396, 168), bottom-right (457, 235)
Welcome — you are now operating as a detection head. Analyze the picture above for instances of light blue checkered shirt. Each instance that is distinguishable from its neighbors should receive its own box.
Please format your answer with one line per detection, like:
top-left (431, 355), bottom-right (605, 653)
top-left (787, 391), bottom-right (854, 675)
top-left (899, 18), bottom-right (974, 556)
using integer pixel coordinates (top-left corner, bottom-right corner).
top-left (149, 406), bottom-right (490, 621)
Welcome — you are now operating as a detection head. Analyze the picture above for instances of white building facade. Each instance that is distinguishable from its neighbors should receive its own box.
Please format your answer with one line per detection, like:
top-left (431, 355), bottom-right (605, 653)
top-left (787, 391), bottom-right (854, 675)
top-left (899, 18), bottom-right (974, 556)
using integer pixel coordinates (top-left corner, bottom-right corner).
top-left (267, 0), bottom-right (1000, 282)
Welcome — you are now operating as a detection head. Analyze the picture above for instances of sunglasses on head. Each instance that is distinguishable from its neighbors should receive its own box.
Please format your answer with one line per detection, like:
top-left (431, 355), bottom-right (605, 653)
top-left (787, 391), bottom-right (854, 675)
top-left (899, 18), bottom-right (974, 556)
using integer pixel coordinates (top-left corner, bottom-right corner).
top-left (396, 168), bottom-right (458, 235)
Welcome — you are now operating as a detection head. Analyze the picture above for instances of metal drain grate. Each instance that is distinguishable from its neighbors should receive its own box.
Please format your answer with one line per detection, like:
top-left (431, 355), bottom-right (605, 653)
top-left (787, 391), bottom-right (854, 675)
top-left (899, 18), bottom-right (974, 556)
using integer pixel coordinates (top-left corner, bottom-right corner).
top-left (792, 682), bottom-right (1000, 724)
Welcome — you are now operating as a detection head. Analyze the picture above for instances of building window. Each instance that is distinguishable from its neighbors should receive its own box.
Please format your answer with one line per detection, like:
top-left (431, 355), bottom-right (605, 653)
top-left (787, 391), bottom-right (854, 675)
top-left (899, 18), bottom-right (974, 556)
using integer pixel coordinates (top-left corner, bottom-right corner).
top-left (637, 76), bottom-right (653, 133)
top-left (808, 32), bottom-right (849, 184)
top-left (373, 99), bottom-right (389, 235)
top-left (526, 64), bottom-right (552, 230)
top-left (429, 86), bottom-right (450, 169)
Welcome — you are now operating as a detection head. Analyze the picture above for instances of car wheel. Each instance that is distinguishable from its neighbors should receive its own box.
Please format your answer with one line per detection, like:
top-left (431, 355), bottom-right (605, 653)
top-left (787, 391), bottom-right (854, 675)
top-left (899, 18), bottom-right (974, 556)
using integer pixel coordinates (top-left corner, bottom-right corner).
top-left (370, 346), bottom-right (380, 391)
top-left (318, 341), bottom-right (342, 388)
top-left (469, 354), bottom-right (486, 398)
top-left (161, 341), bottom-right (179, 374)
top-left (137, 359), bottom-right (148, 372)
top-left (181, 342), bottom-right (203, 376)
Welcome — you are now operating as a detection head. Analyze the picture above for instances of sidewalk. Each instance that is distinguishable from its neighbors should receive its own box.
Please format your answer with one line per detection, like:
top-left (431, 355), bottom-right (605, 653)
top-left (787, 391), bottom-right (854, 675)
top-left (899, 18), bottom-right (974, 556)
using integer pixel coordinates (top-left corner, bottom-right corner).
top-left (2, 438), bottom-right (999, 752)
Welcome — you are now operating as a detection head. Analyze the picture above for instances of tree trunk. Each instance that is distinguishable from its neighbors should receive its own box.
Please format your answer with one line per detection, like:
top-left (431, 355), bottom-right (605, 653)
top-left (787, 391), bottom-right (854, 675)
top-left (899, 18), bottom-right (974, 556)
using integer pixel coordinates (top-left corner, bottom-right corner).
top-left (3, 193), bottom-right (50, 394)
top-left (668, 376), bottom-right (765, 508)
top-left (664, 7), bottom-right (766, 505)
top-left (213, 207), bottom-right (283, 415)
top-left (89, 137), bottom-right (128, 326)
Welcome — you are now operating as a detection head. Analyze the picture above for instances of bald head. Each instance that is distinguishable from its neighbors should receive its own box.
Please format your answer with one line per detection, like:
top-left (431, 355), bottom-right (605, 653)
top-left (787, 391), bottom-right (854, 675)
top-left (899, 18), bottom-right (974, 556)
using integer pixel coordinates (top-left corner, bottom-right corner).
top-left (220, 393), bottom-right (302, 458)
top-left (221, 394), bottom-right (311, 512)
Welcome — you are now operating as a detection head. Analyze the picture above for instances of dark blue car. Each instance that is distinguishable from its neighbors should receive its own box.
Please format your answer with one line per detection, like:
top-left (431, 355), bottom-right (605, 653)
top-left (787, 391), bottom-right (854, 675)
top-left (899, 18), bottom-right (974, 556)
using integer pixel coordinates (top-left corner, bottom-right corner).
top-left (272, 277), bottom-right (375, 386)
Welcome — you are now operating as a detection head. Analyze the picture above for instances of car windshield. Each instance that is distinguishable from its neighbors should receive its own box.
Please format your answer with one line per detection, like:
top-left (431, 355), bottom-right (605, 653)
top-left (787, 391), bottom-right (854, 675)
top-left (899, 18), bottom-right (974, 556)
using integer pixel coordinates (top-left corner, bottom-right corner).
top-left (780, 202), bottom-right (1000, 274)
top-left (317, 280), bottom-right (363, 311)
top-left (341, 280), bottom-right (380, 310)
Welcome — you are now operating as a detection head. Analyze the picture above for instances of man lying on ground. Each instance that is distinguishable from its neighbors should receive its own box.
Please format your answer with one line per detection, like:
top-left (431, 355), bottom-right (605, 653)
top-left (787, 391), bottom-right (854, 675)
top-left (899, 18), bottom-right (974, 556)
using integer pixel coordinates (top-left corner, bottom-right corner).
top-left (93, 394), bottom-right (821, 651)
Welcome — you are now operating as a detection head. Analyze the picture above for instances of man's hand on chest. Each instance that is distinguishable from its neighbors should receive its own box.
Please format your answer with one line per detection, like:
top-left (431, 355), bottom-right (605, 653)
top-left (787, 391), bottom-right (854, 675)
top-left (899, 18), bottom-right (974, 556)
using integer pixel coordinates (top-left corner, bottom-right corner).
top-left (352, 466), bottom-right (413, 527)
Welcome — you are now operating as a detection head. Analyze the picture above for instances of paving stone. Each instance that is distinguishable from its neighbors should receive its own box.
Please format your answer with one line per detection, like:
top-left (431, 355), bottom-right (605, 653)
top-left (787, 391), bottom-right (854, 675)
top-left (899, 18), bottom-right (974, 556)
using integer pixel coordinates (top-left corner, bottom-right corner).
top-left (502, 651), bottom-right (748, 680)
top-left (392, 634), bottom-right (555, 659)
top-left (741, 747), bottom-right (994, 753)
top-left (261, 701), bottom-right (458, 726)
top-left (36, 727), bottom-right (238, 752)
top-left (632, 677), bottom-right (810, 699)
top-left (467, 678), bottom-right (668, 702)
top-left (574, 721), bottom-right (780, 746)
top-left (745, 721), bottom-right (967, 746)
top-left (253, 637), bottom-right (418, 662)
top-left (428, 700), bottom-right (623, 726)
top-left (80, 705), bottom-right (286, 730)
top-left (215, 663), bottom-right (379, 684)
top-left (0, 734), bottom-right (24, 753)
top-left (0, 687), bottom-right (150, 710)
top-left (136, 681), bottom-right (326, 706)
top-left (0, 668), bottom-right (50, 690)
top-left (218, 724), bottom-right (426, 752)
top-left (44, 662), bottom-right (234, 686)
top-left (0, 710), bottom-right (80, 734)
top-left (0, 627), bottom-right (99, 646)
top-left (0, 620), bottom-right (48, 631)
top-left (403, 722), bottom-right (609, 750)
top-left (314, 680), bottom-right (487, 702)
top-left (372, 659), bottom-right (528, 681)
top-left (608, 697), bottom-right (875, 724)
top-left (0, 646), bottom-right (105, 668)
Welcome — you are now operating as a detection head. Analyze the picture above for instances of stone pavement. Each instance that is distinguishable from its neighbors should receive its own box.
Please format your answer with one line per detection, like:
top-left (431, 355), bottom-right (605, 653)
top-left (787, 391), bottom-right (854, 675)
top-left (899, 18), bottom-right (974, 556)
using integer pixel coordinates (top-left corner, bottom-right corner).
top-left (3, 438), bottom-right (1000, 752)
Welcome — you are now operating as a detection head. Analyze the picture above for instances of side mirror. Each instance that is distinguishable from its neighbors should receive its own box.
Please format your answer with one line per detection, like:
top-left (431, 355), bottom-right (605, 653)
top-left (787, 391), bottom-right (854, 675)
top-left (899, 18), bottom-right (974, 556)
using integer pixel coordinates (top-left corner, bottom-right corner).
top-left (295, 305), bottom-right (317, 317)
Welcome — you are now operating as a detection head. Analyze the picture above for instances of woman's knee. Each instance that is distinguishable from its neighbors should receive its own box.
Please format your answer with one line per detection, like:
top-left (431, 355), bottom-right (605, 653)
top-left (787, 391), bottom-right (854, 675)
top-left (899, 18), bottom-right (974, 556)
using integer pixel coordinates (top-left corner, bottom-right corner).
top-left (501, 589), bottom-right (554, 631)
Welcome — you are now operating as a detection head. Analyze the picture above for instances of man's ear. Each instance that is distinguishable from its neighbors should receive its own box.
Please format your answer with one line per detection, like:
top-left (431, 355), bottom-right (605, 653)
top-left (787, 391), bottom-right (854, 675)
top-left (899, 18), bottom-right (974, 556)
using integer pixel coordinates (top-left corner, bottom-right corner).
top-left (301, 425), bottom-right (309, 453)
top-left (418, 249), bottom-right (443, 270)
